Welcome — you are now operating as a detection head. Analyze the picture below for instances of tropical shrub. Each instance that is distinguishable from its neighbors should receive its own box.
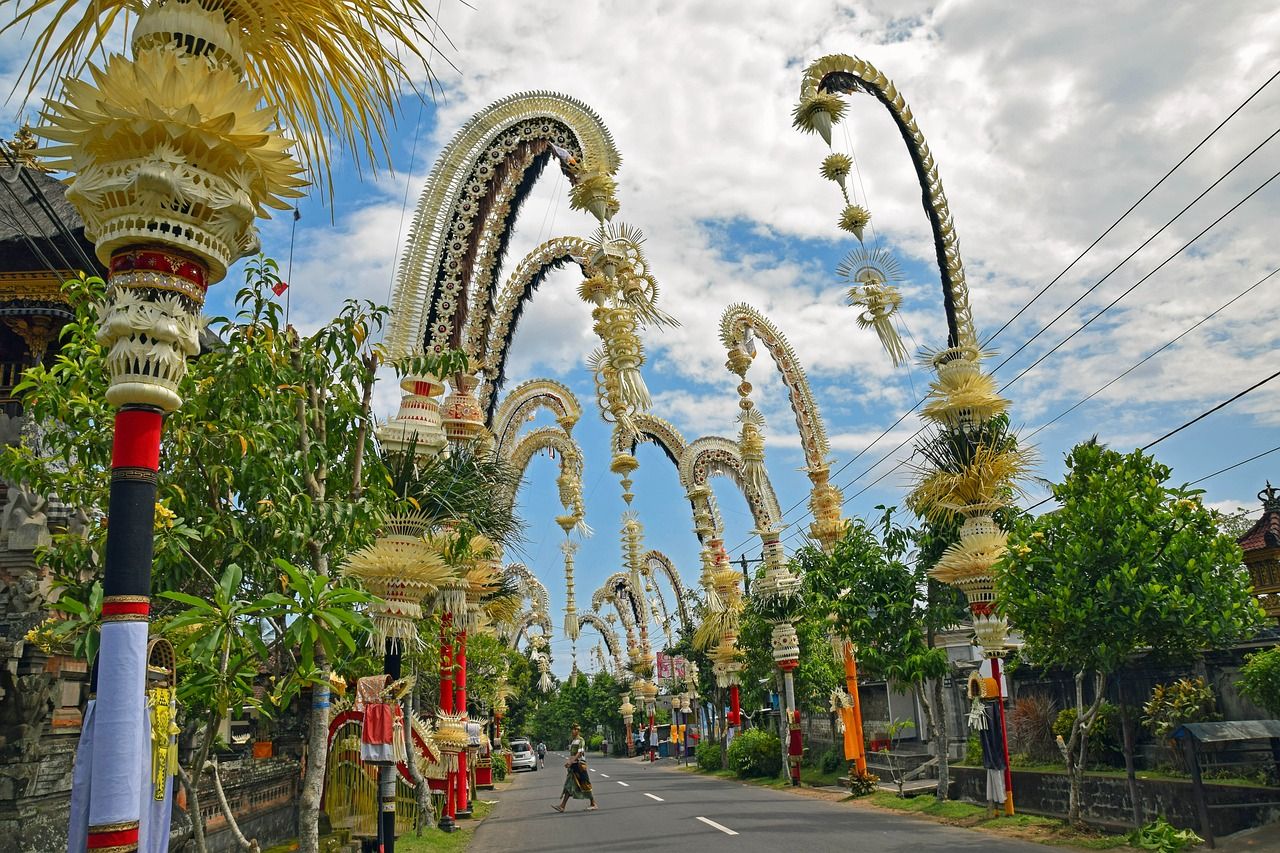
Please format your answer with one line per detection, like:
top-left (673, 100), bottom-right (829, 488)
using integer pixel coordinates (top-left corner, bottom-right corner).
top-left (1143, 677), bottom-right (1221, 739)
top-left (1237, 647), bottom-right (1280, 717)
top-left (965, 735), bottom-right (982, 766)
top-left (848, 769), bottom-right (880, 796)
top-left (817, 746), bottom-right (844, 773)
top-left (696, 737), bottom-right (722, 772)
top-left (727, 728), bottom-right (783, 778)
top-left (1009, 693), bottom-right (1058, 763)
top-left (1053, 701), bottom-right (1122, 766)
top-left (588, 733), bottom-right (604, 752)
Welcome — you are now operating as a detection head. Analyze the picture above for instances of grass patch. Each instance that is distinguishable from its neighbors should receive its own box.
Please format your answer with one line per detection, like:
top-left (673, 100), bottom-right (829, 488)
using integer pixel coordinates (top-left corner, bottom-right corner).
top-left (866, 792), bottom-right (1129, 849)
top-left (869, 791), bottom-right (984, 819)
top-left (393, 801), bottom-right (495, 853)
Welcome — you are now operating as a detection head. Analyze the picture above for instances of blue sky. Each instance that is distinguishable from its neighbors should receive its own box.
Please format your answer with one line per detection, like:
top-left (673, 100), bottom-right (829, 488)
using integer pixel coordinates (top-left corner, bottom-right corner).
top-left (3, 1), bottom-right (1280, 677)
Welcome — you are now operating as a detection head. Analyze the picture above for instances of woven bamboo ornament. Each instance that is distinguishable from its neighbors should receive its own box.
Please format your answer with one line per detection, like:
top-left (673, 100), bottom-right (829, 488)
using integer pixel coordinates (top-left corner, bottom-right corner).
top-left (563, 539), bottom-right (580, 643)
top-left (379, 373), bottom-right (448, 458)
top-left (434, 711), bottom-right (469, 775)
top-left (839, 248), bottom-right (908, 367)
top-left (341, 513), bottom-right (451, 650)
top-left (441, 373), bottom-right (487, 445)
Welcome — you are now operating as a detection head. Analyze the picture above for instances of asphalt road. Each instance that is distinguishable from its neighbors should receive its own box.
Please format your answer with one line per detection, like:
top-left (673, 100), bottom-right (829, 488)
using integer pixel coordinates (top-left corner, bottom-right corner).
top-left (472, 752), bottom-right (1052, 852)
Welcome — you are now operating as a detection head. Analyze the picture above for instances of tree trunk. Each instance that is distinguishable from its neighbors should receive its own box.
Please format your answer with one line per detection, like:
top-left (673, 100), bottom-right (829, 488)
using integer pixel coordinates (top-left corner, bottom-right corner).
top-left (1064, 670), bottom-right (1107, 826)
top-left (1119, 681), bottom-right (1143, 829)
top-left (178, 706), bottom-right (231, 853)
top-left (177, 766), bottom-right (207, 853)
top-left (210, 758), bottom-right (260, 852)
top-left (930, 676), bottom-right (950, 801)
top-left (298, 542), bottom-right (332, 853)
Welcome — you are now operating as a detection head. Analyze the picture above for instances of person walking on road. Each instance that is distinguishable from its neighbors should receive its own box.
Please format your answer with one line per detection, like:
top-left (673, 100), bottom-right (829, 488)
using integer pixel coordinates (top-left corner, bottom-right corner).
top-left (552, 725), bottom-right (597, 812)
top-left (537, 741), bottom-right (547, 769)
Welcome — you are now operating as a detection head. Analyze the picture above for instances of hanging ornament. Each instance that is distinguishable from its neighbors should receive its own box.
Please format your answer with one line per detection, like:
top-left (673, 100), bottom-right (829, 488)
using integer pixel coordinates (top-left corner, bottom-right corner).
top-left (820, 152), bottom-right (853, 193)
top-left (791, 91), bottom-right (847, 146)
top-left (341, 513), bottom-right (451, 650)
top-left (569, 170), bottom-right (620, 221)
top-left (838, 203), bottom-right (873, 242)
top-left (838, 246), bottom-right (908, 366)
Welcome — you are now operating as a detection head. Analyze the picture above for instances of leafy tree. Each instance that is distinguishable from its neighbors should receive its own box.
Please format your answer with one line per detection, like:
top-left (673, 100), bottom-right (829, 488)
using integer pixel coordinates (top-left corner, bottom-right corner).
top-left (1238, 646), bottom-right (1280, 717)
top-left (0, 262), bottom-right (391, 851)
top-left (997, 441), bottom-right (1263, 825)
top-left (797, 507), bottom-right (953, 800)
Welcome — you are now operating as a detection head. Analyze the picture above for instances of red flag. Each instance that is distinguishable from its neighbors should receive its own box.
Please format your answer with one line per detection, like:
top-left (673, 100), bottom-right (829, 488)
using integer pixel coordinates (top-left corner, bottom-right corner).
top-left (272, 280), bottom-right (289, 296)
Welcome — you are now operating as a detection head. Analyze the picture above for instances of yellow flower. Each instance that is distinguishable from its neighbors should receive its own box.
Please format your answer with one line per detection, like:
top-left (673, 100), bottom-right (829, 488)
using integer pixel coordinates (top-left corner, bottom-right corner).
top-left (1015, 544), bottom-right (1032, 557)
top-left (154, 504), bottom-right (176, 529)
top-left (1031, 531), bottom-right (1045, 540)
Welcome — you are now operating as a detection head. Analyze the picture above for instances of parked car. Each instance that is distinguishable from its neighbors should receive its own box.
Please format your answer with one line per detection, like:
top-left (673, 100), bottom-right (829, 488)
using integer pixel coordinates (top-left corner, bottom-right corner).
top-left (510, 738), bottom-right (538, 771)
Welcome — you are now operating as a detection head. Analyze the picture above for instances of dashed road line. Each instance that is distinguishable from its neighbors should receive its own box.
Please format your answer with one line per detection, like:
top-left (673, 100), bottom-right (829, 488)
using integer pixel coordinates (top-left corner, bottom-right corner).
top-left (643, 793), bottom-right (664, 802)
top-left (616, 781), bottom-right (630, 787)
top-left (599, 773), bottom-right (609, 778)
top-left (696, 816), bottom-right (738, 836)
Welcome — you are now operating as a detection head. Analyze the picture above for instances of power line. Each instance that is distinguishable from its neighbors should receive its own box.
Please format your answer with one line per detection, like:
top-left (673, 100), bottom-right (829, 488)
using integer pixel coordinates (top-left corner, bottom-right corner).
top-left (1024, 266), bottom-right (1279, 441)
top-left (992, 123), bottom-right (1280, 377)
top-left (1024, 376), bottom-right (1280, 513)
top-left (998, 165), bottom-right (1280, 395)
top-left (1140, 367), bottom-right (1280, 451)
top-left (984, 66), bottom-right (1280, 347)
top-left (1188, 445), bottom-right (1280, 487)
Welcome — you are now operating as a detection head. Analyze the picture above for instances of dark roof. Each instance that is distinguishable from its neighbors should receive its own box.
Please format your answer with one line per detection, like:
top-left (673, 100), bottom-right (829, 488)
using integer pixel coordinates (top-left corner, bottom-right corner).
top-left (0, 165), bottom-right (99, 274)
top-left (1239, 483), bottom-right (1280, 554)
top-left (1173, 720), bottom-right (1280, 742)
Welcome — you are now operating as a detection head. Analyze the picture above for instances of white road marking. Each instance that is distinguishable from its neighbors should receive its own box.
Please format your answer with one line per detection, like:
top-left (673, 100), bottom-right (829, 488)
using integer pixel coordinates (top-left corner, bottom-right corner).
top-left (644, 793), bottom-right (664, 802)
top-left (599, 773), bottom-right (610, 778)
top-left (696, 816), bottom-right (738, 836)
top-left (616, 781), bottom-right (630, 787)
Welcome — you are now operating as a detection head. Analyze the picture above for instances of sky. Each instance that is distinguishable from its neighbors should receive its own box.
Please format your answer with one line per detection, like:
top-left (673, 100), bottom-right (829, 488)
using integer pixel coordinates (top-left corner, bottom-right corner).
top-left (3, 1), bottom-right (1280, 677)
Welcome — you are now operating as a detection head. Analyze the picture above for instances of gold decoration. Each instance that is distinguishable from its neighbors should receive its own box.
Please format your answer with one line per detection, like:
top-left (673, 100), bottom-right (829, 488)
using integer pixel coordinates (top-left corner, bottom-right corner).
top-left (568, 171), bottom-right (620, 221)
top-left (39, 40), bottom-right (306, 280)
top-left (341, 513), bottom-right (452, 649)
top-left (837, 203), bottom-right (872, 242)
top-left (791, 91), bottom-right (847, 145)
top-left (820, 152), bottom-right (852, 189)
top-left (15, 0), bottom-right (443, 194)
top-left (839, 246), bottom-right (908, 366)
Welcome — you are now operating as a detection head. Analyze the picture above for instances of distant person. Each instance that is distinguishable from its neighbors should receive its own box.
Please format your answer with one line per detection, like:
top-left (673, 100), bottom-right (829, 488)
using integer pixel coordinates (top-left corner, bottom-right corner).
top-left (552, 725), bottom-right (597, 812)
top-left (537, 740), bottom-right (547, 769)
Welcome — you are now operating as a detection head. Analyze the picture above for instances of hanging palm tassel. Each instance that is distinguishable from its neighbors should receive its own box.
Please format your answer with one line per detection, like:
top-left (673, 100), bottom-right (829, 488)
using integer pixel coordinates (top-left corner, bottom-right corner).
top-left (849, 283), bottom-right (907, 366)
top-left (602, 305), bottom-right (652, 411)
top-left (738, 407), bottom-right (768, 498)
top-left (837, 246), bottom-right (908, 366)
top-left (563, 539), bottom-right (580, 642)
top-left (821, 152), bottom-right (853, 197)
top-left (621, 272), bottom-right (680, 329)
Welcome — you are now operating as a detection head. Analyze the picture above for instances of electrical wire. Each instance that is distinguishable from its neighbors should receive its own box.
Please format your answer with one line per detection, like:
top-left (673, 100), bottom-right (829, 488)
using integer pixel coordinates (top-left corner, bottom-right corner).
top-left (1023, 375), bottom-right (1280, 513)
top-left (992, 125), bottom-right (1280, 377)
top-left (984, 66), bottom-right (1280, 347)
top-left (1024, 266), bottom-right (1278, 441)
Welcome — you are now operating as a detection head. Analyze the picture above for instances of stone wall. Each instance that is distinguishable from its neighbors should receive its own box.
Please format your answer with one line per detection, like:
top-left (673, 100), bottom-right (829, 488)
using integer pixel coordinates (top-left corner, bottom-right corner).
top-left (950, 765), bottom-right (1280, 837)
top-left (201, 758), bottom-right (300, 853)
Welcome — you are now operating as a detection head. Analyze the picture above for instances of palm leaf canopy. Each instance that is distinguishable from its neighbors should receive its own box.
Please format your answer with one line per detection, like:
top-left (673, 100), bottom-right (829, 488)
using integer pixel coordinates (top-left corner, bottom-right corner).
top-left (5, 0), bottom-right (446, 192)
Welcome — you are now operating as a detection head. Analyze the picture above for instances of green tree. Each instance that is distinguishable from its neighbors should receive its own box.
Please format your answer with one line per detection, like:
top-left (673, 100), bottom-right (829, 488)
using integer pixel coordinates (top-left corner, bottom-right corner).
top-left (797, 507), bottom-right (953, 800)
top-left (0, 262), bottom-right (391, 851)
top-left (997, 440), bottom-right (1263, 825)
